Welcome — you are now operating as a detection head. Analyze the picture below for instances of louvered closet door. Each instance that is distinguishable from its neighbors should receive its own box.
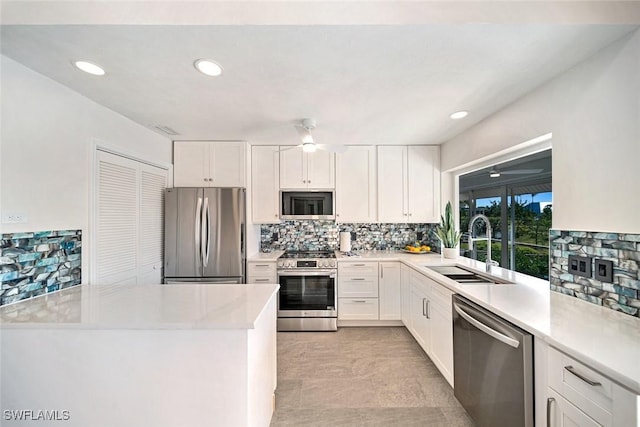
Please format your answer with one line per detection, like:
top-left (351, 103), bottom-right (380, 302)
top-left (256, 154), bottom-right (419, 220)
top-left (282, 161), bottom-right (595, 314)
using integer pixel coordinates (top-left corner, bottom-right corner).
top-left (138, 164), bottom-right (167, 283)
top-left (95, 151), bottom-right (167, 285)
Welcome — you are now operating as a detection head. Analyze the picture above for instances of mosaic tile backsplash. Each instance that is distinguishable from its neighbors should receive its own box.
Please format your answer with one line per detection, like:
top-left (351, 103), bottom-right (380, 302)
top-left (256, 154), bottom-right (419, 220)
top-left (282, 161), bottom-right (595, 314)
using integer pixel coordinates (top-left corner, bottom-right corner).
top-left (0, 230), bottom-right (82, 306)
top-left (260, 221), bottom-right (438, 252)
top-left (550, 230), bottom-right (640, 318)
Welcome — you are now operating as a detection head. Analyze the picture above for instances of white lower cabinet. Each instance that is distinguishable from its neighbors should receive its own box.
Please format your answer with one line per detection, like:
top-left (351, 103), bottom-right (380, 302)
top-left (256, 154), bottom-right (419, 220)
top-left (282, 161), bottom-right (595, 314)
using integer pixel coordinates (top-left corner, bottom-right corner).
top-left (545, 346), bottom-right (638, 427)
top-left (338, 261), bottom-right (401, 321)
top-left (379, 262), bottom-right (401, 320)
top-left (403, 266), bottom-right (454, 386)
top-left (247, 261), bottom-right (277, 284)
top-left (400, 264), bottom-right (411, 327)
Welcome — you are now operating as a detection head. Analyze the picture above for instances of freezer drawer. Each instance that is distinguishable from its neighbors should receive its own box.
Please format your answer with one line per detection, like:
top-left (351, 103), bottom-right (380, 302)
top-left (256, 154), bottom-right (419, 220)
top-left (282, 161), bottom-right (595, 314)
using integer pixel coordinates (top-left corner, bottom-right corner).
top-left (163, 277), bottom-right (244, 284)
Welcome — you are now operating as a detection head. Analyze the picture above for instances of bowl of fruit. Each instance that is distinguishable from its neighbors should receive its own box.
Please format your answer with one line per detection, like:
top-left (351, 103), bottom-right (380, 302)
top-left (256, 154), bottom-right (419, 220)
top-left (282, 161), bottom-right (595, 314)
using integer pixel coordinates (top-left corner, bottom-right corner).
top-left (402, 243), bottom-right (431, 254)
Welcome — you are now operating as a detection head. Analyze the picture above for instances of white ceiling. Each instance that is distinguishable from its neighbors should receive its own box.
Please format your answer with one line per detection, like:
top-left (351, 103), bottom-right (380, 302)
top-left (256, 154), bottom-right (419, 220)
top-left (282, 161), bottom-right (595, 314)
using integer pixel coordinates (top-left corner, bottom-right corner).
top-left (1, 2), bottom-right (638, 146)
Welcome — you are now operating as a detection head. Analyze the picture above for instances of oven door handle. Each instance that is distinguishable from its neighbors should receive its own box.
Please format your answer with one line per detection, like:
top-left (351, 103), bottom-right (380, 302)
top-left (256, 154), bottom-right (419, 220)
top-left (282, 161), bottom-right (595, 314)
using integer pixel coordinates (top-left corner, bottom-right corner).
top-left (277, 270), bottom-right (337, 277)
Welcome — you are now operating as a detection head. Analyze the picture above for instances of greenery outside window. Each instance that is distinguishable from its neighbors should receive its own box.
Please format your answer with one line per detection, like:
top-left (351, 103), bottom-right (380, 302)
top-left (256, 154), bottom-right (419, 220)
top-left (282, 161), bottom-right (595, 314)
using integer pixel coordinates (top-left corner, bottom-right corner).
top-left (459, 150), bottom-right (552, 280)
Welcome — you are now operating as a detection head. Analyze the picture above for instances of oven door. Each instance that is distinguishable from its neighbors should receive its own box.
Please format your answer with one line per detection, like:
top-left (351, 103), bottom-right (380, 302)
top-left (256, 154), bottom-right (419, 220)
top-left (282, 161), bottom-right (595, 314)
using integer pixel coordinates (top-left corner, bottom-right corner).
top-left (277, 270), bottom-right (337, 317)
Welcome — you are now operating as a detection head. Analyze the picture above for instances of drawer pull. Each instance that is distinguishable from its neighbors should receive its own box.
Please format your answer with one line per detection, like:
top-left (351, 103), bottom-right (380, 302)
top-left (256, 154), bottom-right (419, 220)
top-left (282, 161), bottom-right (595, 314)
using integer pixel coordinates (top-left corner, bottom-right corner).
top-left (546, 397), bottom-right (555, 427)
top-left (352, 264), bottom-right (366, 267)
top-left (564, 365), bottom-right (601, 387)
top-left (254, 264), bottom-right (271, 268)
top-left (352, 300), bottom-right (367, 303)
top-left (351, 278), bottom-right (366, 281)
top-left (254, 279), bottom-right (270, 282)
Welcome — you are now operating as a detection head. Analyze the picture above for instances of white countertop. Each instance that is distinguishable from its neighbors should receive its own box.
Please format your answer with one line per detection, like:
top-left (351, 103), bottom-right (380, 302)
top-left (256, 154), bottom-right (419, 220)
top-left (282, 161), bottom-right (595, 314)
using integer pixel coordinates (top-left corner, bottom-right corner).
top-left (331, 250), bottom-right (640, 394)
top-left (247, 250), bottom-right (284, 262)
top-left (0, 283), bottom-right (279, 330)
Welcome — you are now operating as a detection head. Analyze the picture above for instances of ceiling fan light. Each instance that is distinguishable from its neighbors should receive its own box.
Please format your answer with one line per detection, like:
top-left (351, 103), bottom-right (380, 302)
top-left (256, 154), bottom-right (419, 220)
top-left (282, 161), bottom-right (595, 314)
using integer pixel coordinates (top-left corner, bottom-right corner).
top-left (489, 169), bottom-right (501, 178)
top-left (301, 130), bottom-right (314, 144)
top-left (302, 142), bottom-right (317, 153)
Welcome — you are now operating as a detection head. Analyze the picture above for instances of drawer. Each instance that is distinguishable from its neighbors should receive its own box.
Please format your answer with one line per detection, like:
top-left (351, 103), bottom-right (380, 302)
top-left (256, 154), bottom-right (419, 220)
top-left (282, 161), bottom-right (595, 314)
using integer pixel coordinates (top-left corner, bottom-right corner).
top-left (247, 275), bottom-right (276, 284)
top-left (338, 298), bottom-right (379, 320)
top-left (247, 262), bottom-right (276, 276)
top-left (548, 346), bottom-right (614, 426)
top-left (338, 262), bottom-right (379, 277)
top-left (338, 276), bottom-right (379, 298)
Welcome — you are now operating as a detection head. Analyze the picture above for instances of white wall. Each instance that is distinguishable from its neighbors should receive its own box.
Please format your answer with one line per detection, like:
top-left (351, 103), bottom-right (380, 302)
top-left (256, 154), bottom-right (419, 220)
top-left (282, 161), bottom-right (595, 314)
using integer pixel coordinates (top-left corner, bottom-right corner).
top-left (441, 29), bottom-right (640, 234)
top-left (0, 55), bottom-right (172, 280)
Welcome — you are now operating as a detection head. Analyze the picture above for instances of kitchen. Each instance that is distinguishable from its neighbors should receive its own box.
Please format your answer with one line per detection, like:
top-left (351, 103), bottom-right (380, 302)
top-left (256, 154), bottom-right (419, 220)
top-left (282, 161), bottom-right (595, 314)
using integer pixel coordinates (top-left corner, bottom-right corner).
top-left (1, 2), bottom-right (640, 426)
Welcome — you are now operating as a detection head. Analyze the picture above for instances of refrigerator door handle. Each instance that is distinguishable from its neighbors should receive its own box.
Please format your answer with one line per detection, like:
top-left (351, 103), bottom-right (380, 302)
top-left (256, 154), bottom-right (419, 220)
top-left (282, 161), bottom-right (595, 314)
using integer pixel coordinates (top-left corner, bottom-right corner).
top-left (195, 197), bottom-right (203, 267)
top-left (204, 197), bottom-right (211, 267)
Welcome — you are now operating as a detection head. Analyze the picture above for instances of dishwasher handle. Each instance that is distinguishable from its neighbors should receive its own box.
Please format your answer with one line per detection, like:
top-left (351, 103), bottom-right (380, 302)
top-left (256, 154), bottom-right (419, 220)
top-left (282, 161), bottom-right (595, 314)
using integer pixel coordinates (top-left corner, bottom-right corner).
top-left (454, 303), bottom-right (520, 349)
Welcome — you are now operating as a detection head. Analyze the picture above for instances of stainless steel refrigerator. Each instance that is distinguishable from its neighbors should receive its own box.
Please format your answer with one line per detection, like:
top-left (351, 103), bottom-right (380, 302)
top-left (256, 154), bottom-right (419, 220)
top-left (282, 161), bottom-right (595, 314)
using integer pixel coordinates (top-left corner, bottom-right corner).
top-left (164, 187), bottom-right (245, 284)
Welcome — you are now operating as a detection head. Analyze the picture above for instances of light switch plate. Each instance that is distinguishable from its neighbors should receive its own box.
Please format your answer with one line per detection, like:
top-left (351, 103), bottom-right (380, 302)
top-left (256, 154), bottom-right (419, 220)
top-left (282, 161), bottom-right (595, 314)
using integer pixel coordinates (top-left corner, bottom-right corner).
top-left (594, 259), bottom-right (614, 283)
top-left (568, 255), bottom-right (592, 278)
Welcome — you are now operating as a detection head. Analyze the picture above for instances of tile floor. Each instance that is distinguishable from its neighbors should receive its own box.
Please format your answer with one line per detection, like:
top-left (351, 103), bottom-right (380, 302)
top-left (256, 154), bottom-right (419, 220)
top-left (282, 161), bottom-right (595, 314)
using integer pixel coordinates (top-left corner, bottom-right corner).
top-left (270, 327), bottom-right (475, 426)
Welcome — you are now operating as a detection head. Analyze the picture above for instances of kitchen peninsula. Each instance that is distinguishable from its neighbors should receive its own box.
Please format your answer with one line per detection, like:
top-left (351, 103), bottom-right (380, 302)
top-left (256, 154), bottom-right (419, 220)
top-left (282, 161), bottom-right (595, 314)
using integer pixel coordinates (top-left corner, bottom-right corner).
top-left (0, 283), bottom-right (279, 427)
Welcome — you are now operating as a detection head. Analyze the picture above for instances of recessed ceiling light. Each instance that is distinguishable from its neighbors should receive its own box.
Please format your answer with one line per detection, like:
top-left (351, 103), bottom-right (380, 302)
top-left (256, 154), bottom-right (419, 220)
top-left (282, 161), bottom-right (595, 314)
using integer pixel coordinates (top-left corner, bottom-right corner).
top-left (450, 111), bottom-right (468, 120)
top-left (194, 59), bottom-right (223, 77)
top-left (74, 61), bottom-right (105, 76)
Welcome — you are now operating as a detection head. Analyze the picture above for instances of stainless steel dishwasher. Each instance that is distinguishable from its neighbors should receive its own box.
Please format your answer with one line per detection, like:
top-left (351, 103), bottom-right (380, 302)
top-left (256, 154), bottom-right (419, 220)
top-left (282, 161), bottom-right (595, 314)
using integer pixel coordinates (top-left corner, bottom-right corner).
top-left (452, 294), bottom-right (534, 427)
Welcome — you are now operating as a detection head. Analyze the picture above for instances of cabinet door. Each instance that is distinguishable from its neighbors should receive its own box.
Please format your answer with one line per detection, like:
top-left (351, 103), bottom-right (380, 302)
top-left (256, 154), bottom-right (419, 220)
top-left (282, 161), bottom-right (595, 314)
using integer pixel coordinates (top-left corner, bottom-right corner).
top-left (407, 145), bottom-right (440, 223)
top-left (400, 264), bottom-right (411, 327)
top-left (173, 141), bottom-right (209, 187)
top-left (547, 388), bottom-right (602, 427)
top-left (410, 283), bottom-right (430, 352)
top-left (210, 142), bottom-right (246, 187)
top-left (377, 146), bottom-right (407, 223)
top-left (251, 146), bottom-right (280, 223)
top-left (379, 262), bottom-right (401, 320)
top-left (279, 146), bottom-right (306, 188)
top-left (306, 149), bottom-right (335, 189)
top-left (336, 146), bottom-right (376, 222)
top-left (428, 282), bottom-right (454, 386)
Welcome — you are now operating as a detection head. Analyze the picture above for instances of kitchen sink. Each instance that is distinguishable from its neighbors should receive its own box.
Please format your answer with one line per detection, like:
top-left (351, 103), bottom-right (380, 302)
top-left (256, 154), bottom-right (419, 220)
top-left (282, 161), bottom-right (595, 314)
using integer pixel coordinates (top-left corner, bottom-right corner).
top-left (425, 265), bottom-right (513, 285)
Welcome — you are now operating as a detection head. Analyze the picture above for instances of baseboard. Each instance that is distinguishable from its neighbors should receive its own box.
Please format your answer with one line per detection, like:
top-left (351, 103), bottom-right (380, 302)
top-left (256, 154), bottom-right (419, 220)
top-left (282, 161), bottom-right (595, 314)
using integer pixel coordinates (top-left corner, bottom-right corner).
top-left (337, 320), bottom-right (404, 327)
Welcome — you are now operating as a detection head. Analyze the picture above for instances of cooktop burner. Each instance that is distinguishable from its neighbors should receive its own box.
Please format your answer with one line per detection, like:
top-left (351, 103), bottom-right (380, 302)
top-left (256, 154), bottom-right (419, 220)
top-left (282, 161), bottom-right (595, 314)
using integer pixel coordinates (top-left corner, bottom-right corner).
top-left (280, 251), bottom-right (336, 259)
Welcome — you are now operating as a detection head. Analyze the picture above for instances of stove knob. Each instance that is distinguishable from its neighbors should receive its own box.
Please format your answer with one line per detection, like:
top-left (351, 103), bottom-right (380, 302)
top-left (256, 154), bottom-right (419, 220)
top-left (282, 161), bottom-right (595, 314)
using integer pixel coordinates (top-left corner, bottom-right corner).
top-left (288, 261), bottom-right (295, 268)
top-left (320, 261), bottom-right (327, 268)
top-left (329, 260), bottom-right (336, 267)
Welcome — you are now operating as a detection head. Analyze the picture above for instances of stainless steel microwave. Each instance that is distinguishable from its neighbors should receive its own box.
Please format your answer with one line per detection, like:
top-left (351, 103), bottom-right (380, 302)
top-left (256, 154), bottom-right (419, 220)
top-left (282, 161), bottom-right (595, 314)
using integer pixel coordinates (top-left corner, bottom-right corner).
top-left (280, 191), bottom-right (335, 220)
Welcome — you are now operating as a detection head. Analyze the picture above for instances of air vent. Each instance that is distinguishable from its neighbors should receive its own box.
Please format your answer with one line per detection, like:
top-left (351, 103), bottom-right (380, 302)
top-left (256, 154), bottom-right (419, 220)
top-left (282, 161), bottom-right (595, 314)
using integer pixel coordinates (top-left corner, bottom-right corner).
top-left (152, 125), bottom-right (180, 136)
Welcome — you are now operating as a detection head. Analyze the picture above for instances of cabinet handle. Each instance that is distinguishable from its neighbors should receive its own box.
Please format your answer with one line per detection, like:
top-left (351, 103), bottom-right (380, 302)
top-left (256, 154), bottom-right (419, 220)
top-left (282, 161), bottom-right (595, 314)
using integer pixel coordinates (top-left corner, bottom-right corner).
top-left (303, 180), bottom-right (307, 183)
top-left (426, 300), bottom-right (430, 319)
top-left (204, 178), bottom-right (207, 181)
top-left (352, 300), bottom-right (367, 303)
top-left (254, 279), bottom-right (270, 282)
top-left (409, 213), bottom-right (412, 217)
top-left (564, 366), bottom-right (601, 387)
top-left (381, 266), bottom-right (384, 279)
top-left (352, 264), bottom-right (366, 267)
top-left (308, 180), bottom-right (311, 183)
top-left (254, 264), bottom-right (270, 268)
top-left (404, 213), bottom-right (408, 216)
top-left (351, 278), bottom-right (365, 281)
top-left (546, 397), bottom-right (555, 427)
top-left (275, 214), bottom-right (278, 217)
top-left (422, 298), bottom-right (426, 316)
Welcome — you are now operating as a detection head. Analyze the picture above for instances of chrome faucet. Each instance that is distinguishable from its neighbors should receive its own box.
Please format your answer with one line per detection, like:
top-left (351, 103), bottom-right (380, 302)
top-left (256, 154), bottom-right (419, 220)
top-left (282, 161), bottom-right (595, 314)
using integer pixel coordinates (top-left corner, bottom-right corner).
top-left (468, 214), bottom-right (498, 272)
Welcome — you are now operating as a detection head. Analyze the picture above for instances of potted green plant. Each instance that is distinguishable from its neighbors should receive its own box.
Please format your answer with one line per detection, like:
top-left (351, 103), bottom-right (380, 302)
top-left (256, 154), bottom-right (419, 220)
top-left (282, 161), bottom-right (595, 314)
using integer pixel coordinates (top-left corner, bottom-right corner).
top-left (435, 201), bottom-right (461, 259)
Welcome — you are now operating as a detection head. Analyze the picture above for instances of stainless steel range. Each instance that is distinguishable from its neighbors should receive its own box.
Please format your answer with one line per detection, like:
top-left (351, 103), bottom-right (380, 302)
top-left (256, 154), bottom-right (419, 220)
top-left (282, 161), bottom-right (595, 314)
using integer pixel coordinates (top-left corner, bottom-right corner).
top-left (277, 251), bottom-right (337, 332)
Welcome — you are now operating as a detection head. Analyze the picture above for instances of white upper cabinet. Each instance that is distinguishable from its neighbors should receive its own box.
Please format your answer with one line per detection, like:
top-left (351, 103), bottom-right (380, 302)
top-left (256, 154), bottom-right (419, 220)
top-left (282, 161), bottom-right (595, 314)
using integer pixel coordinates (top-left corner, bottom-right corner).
top-left (377, 145), bottom-right (440, 223)
top-left (377, 146), bottom-right (408, 223)
top-left (279, 147), bottom-right (334, 189)
top-left (335, 146), bottom-right (377, 222)
top-left (173, 141), bottom-right (246, 187)
top-left (251, 146), bottom-right (280, 223)
top-left (407, 146), bottom-right (440, 223)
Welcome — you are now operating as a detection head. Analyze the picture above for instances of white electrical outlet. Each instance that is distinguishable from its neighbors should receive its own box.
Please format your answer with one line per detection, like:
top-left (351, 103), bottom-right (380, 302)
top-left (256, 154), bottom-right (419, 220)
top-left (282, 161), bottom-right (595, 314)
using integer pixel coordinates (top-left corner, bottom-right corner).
top-left (2, 212), bottom-right (28, 224)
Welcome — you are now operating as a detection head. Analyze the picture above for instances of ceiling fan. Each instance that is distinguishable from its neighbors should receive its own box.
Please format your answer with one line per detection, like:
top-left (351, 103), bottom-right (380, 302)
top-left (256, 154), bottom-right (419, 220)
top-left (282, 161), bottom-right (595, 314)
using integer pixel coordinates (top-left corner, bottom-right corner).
top-left (280, 119), bottom-right (347, 154)
top-left (489, 166), bottom-right (543, 178)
